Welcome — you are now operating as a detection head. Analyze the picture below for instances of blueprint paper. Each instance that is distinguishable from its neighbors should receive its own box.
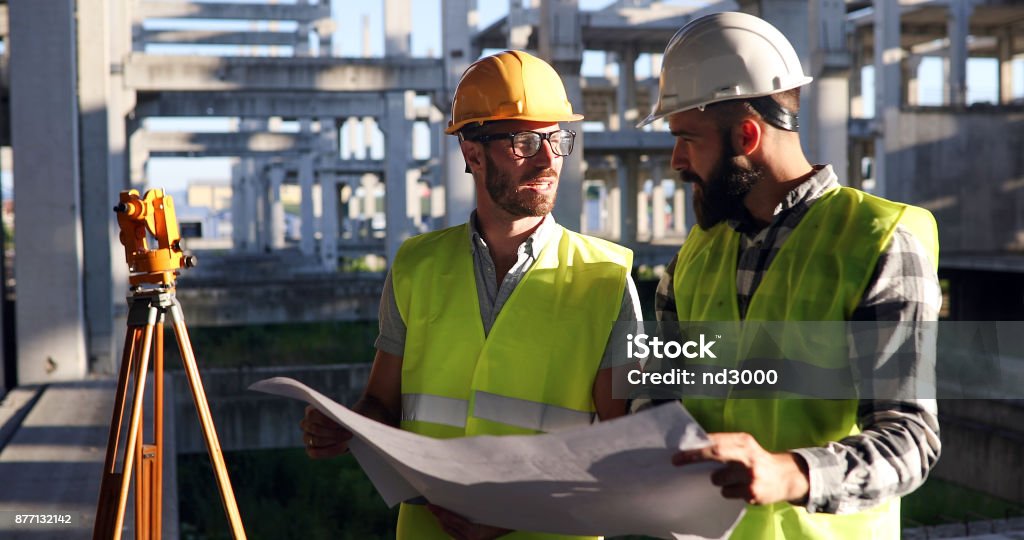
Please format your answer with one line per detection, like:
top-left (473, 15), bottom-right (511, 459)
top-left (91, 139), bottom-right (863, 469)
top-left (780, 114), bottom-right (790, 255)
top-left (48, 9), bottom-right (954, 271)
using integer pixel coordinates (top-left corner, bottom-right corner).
top-left (250, 376), bottom-right (745, 539)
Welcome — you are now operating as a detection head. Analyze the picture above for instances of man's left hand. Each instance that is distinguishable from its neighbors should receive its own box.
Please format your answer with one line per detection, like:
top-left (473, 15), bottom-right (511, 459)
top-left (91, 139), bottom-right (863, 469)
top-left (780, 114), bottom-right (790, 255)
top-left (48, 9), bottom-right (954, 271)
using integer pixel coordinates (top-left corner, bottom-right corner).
top-left (672, 432), bottom-right (810, 506)
top-left (426, 504), bottom-right (511, 540)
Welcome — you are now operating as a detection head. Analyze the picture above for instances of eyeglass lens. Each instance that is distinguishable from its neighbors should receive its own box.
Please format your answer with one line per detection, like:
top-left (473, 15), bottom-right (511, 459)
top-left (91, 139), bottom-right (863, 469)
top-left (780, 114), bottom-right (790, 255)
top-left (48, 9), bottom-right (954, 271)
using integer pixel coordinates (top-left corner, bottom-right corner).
top-left (512, 130), bottom-right (574, 158)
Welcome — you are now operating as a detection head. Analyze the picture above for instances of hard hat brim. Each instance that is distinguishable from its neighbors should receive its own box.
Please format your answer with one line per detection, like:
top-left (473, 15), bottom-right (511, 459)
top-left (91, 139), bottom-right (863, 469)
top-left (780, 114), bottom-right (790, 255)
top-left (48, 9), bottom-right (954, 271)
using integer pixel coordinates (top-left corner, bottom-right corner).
top-left (446, 112), bottom-right (584, 135)
top-left (635, 76), bottom-right (813, 128)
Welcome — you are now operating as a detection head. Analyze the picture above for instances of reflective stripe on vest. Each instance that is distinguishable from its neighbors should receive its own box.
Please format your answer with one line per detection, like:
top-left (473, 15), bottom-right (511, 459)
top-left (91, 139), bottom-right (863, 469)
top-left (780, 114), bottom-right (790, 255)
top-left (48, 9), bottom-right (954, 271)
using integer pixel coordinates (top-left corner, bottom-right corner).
top-left (401, 391), bottom-right (596, 433)
top-left (392, 222), bottom-right (631, 540)
top-left (673, 186), bottom-right (938, 540)
top-left (401, 393), bottom-right (468, 429)
top-left (473, 391), bottom-right (595, 432)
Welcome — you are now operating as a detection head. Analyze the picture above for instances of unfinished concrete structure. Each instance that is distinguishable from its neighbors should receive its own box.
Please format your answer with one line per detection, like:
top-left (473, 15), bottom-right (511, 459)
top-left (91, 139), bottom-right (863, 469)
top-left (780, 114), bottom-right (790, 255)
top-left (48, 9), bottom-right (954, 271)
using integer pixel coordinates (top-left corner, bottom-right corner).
top-left (2, 0), bottom-right (1016, 384)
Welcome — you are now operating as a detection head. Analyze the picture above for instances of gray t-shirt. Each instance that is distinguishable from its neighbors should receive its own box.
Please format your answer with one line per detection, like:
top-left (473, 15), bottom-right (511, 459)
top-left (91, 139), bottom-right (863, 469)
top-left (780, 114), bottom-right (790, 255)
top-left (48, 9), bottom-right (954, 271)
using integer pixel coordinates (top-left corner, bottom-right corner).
top-left (375, 213), bottom-right (642, 368)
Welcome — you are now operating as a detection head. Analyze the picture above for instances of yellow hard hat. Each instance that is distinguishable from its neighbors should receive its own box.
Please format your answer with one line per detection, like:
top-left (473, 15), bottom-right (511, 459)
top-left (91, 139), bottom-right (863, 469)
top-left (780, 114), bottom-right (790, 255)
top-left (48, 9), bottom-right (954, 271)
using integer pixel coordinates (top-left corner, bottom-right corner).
top-left (445, 50), bottom-right (583, 135)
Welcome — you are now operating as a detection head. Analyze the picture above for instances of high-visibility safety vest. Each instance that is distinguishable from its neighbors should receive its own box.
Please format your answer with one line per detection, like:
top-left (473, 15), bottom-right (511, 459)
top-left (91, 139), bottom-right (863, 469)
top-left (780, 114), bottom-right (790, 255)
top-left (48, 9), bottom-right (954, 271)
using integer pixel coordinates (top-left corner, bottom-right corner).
top-left (672, 187), bottom-right (938, 540)
top-left (391, 222), bottom-right (633, 540)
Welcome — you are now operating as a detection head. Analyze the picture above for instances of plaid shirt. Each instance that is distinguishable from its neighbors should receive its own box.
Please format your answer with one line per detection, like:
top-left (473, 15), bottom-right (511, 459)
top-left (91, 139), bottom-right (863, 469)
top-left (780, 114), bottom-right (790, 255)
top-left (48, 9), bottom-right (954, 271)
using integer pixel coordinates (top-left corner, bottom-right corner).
top-left (654, 165), bottom-right (942, 514)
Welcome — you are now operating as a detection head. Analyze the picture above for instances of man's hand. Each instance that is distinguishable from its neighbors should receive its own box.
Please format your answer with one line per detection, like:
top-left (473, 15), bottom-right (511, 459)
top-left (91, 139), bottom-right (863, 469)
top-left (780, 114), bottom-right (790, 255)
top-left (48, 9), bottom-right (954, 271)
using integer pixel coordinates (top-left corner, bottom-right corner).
top-left (299, 405), bottom-right (353, 459)
top-left (672, 432), bottom-right (809, 506)
top-left (426, 504), bottom-right (510, 540)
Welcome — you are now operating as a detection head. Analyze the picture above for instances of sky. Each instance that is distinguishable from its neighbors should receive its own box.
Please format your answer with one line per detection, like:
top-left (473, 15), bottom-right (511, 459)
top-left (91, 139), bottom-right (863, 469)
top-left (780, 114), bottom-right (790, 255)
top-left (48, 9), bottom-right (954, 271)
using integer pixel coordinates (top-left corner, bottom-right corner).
top-left (140, 0), bottom-right (1023, 193)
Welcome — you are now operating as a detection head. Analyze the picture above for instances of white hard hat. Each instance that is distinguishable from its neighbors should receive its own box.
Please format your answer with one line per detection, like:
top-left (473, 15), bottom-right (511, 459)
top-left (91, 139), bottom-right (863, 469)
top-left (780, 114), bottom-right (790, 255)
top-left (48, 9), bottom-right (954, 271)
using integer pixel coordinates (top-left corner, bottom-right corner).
top-left (637, 11), bottom-right (812, 128)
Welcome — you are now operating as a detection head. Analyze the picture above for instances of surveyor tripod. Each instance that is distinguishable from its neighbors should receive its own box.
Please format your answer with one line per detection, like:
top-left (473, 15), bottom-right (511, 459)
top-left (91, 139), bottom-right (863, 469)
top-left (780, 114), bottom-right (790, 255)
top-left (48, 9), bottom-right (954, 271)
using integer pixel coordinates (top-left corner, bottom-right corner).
top-left (93, 189), bottom-right (246, 539)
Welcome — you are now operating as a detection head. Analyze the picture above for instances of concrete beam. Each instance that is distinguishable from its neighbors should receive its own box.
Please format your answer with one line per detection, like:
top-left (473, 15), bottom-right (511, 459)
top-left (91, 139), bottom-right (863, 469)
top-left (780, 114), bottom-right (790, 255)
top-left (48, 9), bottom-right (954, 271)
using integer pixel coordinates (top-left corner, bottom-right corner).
top-left (124, 55), bottom-right (445, 92)
top-left (582, 130), bottom-right (673, 153)
top-left (441, 0), bottom-right (476, 228)
top-left (140, 30), bottom-right (299, 47)
top-left (134, 91), bottom-right (387, 119)
top-left (140, 131), bottom-right (317, 157)
top-left (135, 2), bottom-right (328, 22)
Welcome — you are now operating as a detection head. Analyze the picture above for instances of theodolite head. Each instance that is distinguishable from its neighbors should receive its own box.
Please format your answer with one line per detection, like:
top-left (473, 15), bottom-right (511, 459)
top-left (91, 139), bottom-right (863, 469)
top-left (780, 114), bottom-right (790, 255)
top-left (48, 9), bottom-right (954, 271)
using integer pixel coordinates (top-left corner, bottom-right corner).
top-left (114, 188), bottom-right (196, 287)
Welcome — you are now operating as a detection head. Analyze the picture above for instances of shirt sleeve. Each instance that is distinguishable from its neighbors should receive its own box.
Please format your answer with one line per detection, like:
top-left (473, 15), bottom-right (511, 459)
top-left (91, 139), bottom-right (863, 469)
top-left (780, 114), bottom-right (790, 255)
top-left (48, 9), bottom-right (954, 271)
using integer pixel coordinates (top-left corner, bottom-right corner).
top-left (793, 225), bottom-right (943, 514)
top-left (655, 254), bottom-right (679, 323)
top-left (374, 269), bottom-right (407, 357)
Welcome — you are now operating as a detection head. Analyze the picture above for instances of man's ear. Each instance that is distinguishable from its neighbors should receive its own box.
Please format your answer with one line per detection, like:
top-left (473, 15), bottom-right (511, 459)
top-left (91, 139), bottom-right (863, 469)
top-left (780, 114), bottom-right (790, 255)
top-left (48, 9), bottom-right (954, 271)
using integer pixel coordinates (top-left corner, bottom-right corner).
top-left (461, 139), bottom-right (485, 175)
top-left (732, 118), bottom-right (762, 157)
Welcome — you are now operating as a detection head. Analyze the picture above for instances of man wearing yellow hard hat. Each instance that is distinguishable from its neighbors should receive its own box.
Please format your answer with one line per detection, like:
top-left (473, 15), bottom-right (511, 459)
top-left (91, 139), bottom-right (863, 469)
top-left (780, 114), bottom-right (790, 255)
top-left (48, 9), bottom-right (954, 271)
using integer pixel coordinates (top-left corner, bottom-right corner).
top-left (640, 12), bottom-right (941, 540)
top-left (301, 50), bottom-right (641, 539)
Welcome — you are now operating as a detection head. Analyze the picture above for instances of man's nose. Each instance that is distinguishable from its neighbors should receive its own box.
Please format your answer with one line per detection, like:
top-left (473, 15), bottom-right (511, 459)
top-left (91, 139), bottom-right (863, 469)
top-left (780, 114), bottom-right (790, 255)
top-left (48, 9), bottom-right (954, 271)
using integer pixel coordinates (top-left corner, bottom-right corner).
top-left (670, 138), bottom-right (689, 172)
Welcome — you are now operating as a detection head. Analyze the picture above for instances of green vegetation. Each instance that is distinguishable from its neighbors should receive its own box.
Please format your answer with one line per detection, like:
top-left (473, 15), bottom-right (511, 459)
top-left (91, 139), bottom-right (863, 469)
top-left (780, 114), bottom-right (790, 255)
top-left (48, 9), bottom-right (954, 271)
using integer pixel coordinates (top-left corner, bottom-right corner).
top-left (179, 448), bottom-right (397, 539)
top-left (166, 321), bottom-right (379, 369)
top-left (901, 477), bottom-right (1023, 528)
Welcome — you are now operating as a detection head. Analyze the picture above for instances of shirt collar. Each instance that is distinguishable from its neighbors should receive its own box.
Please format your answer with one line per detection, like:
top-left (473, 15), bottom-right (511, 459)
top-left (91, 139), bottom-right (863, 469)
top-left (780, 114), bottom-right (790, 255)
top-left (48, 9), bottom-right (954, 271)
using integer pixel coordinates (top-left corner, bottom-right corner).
top-left (468, 211), bottom-right (557, 259)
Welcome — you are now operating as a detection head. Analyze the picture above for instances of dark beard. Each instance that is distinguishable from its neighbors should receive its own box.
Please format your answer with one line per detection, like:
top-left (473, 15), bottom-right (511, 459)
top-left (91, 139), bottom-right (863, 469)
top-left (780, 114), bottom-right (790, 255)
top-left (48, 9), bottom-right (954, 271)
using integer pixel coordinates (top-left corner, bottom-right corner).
top-left (684, 140), bottom-right (763, 230)
top-left (484, 153), bottom-right (557, 217)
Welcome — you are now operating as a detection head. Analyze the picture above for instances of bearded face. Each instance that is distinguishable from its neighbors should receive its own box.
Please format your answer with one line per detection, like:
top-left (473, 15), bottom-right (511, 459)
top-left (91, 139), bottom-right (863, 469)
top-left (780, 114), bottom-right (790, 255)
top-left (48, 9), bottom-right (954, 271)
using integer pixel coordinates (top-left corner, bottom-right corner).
top-left (483, 151), bottom-right (559, 217)
top-left (684, 132), bottom-right (764, 230)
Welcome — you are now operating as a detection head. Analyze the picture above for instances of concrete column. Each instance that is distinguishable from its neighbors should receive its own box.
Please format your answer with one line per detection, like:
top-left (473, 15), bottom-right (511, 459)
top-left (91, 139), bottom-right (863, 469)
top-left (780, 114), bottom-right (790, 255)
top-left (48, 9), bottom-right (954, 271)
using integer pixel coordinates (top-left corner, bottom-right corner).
top-left (617, 45), bottom-right (637, 132)
top-left (539, 0), bottom-right (583, 232)
top-left (904, 55), bottom-right (923, 106)
top-left (850, 31), bottom-right (866, 118)
top-left (362, 174), bottom-right (378, 225)
top-left (269, 165), bottom-right (285, 249)
top-left (383, 91), bottom-right (416, 264)
top-left (806, 0), bottom-right (849, 175)
top-left (945, 0), bottom-right (972, 106)
top-left (107, 0), bottom-right (135, 367)
top-left (384, 0), bottom-right (411, 58)
top-left (441, 0), bottom-right (476, 226)
top-left (260, 165), bottom-right (272, 251)
top-left (998, 27), bottom-right (1015, 105)
top-left (407, 170), bottom-right (423, 229)
top-left (299, 152), bottom-right (316, 255)
top-left (428, 101), bottom-right (445, 230)
top-left (78, 0), bottom-right (121, 373)
top-left (129, 126), bottom-right (148, 187)
top-left (315, 16), bottom-right (335, 57)
top-left (607, 174), bottom-right (622, 241)
top-left (673, 179), bottom-right (686, 235)
top-left (9, 0), bottom-right (87, 383)
top-left (256, 160), bottom-right (272, 251)
top-left (320, 171), bottom-right (338, 270)
top-left (320, 116), bottom-right (339, 157)
top-left (873, 0), bottom-right (901, 197)
top-left (617, 154), bottom-right (638, 246)
top-left (650, 161), bottom-right (666, 240)
top-left (241, 160), bottom-right (260, 252)
top-left (637, 191), bottom-right (650, 240)
top-left (295, 0), bottom-right (311, 57)
top-left (508, 0), bottom-right (533, 50)
top-left (231, 163), bottom-right (245, 250)
top-left (362, 14), bottom-right (372, 57)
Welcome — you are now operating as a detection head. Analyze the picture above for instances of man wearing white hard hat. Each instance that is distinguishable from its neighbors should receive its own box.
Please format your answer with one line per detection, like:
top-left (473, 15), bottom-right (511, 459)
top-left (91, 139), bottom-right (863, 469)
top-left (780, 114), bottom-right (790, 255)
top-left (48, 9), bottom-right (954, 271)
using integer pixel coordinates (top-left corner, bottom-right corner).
top-left (641, 12), bottom-right (941, 539)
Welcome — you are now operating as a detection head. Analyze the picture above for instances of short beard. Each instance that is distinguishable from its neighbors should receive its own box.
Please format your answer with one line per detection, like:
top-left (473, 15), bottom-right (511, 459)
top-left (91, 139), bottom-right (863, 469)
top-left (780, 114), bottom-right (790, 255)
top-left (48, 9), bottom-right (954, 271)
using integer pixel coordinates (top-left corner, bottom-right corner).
top-left (686, 135), bottom-right (763, 230)
top-left (484, 153), bottom-right (557, 217)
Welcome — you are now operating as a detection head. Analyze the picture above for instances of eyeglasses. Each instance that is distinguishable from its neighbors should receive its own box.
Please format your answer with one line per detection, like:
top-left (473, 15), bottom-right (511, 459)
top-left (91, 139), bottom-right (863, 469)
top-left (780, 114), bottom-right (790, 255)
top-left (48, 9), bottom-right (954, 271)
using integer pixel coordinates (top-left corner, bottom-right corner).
top-left (470, 129), bottom-right (576, 159)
